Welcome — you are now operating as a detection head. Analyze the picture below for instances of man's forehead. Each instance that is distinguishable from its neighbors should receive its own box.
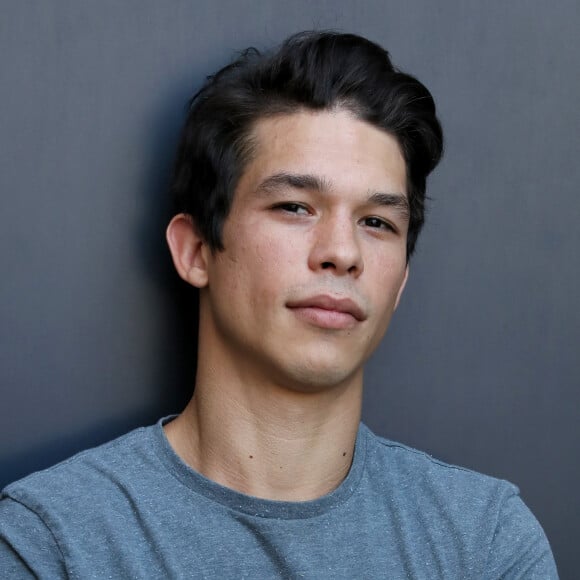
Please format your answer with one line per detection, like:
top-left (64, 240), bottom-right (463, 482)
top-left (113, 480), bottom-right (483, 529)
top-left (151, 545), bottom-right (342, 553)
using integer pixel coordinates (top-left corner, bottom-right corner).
top-left (249, 108), bottom-right (404, 156)
top-left (240, 109), bottom-right (408, 195)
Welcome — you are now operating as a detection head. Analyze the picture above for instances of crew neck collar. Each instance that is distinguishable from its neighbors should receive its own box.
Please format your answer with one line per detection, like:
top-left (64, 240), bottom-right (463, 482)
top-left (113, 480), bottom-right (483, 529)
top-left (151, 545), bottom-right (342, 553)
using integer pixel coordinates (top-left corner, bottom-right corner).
top-left (152, 416), bottom-right (368, 520)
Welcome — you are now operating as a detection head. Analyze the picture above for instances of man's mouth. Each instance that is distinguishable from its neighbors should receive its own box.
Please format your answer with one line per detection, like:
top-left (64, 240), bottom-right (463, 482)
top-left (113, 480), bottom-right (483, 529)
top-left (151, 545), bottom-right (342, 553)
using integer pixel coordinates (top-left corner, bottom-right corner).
top-left (286, 295), bottom-right (366, 330)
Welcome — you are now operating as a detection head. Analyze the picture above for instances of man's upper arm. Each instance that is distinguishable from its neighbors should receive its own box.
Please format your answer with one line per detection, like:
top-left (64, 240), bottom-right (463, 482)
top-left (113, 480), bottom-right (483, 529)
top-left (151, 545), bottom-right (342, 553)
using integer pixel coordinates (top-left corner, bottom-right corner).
top-left (0, 496), bottom-right (67, 579)
top-left (485, 489), bottom-right (558, 579)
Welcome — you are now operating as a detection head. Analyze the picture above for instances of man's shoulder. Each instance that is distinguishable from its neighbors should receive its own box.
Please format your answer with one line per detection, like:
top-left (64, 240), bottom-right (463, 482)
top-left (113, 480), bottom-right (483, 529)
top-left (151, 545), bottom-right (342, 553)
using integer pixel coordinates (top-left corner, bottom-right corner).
top-left (361, 424), bottom-right (519, 505)
top-left (359, 426), bottom-right (558, 577)
top-left (0, 417), bottom-right (180, 577)
top-left (1, 419), bottom-right (162, 511)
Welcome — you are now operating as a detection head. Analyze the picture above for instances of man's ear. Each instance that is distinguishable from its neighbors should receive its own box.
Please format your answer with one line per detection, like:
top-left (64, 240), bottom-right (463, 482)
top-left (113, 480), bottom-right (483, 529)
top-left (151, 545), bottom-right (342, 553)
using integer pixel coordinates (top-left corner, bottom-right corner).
top-left (394, 265), bottom-right (409, 310)
top-left (166, 214), bottom-right (210, 288)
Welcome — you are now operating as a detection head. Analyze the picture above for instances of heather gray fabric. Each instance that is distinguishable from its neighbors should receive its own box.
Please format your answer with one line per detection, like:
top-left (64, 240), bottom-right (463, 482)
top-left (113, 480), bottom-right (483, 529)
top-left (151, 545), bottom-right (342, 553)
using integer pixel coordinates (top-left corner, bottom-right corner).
top-left (0, 418), bottom-right (557, 579)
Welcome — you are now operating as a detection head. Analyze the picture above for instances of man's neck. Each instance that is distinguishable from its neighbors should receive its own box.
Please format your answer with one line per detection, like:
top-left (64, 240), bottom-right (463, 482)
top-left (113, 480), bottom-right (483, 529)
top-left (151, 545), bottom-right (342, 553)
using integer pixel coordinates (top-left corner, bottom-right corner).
top-left (164, 369), bottom-right (362, 502)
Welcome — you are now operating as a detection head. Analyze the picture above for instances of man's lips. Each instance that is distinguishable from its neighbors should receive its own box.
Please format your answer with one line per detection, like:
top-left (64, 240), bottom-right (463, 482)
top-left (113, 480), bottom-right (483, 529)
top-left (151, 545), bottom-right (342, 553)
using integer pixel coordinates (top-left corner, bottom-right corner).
top-left (286, 295), bottom-right (366, 329)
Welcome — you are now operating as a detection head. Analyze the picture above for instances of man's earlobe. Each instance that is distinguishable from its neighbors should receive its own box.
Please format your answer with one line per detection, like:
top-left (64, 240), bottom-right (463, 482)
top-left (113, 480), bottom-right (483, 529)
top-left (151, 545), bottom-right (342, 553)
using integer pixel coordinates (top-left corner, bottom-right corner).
top-left (166, 214), bottom-right (209, 288)
top-left (394, 266), bottom-right (409, 310)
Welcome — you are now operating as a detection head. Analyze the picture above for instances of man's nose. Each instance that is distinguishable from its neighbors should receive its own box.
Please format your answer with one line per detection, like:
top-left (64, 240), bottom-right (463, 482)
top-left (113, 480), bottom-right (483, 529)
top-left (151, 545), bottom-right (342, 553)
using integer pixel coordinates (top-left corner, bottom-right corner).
top-left (307, 214), bottom-right (364, 276)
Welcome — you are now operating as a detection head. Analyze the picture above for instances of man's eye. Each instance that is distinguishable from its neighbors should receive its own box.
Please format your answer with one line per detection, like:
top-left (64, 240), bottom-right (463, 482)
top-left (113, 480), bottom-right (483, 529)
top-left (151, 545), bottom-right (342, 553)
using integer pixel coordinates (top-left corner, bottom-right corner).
top-left (274, 203), bottom-right (309, 215)
top-left (363, 217), bottom-right (394, 231)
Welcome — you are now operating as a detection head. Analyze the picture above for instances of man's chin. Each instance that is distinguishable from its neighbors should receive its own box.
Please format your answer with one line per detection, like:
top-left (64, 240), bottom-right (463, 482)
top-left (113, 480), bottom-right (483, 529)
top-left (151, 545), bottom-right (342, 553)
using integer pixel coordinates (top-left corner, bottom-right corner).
top-left (273, 359), bottom-right (363, 395)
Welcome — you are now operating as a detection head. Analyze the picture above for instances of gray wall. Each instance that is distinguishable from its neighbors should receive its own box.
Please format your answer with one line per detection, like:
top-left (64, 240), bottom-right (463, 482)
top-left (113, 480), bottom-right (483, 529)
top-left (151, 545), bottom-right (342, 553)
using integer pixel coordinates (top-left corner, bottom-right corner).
top-left (1, 1), bottom-right (578, 576)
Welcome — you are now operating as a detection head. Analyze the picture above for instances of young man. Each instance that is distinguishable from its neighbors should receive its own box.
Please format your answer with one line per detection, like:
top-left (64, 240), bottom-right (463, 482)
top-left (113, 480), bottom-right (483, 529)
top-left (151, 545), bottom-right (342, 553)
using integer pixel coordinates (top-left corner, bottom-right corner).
top-left (0, 31), bottom-right (557, 578)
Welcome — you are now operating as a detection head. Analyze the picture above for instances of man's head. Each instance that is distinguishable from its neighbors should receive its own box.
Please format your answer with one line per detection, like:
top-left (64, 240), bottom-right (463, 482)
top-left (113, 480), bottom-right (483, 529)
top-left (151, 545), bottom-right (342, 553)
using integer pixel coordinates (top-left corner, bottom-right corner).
top-left (167, 31), bottom-right (443, 392)
top-left (170, 31), bottom-right (443, 260)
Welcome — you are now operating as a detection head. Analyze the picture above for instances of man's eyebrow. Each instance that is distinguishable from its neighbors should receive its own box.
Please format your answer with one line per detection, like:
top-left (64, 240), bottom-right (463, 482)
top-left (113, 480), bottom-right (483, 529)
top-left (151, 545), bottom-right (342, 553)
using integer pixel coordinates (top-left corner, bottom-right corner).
top-left (255, 172), bottom-right (410, 220)
top-left (367, 192), bottom-right (410, 221)
top-left (255, 172), bottom-right (331, 195)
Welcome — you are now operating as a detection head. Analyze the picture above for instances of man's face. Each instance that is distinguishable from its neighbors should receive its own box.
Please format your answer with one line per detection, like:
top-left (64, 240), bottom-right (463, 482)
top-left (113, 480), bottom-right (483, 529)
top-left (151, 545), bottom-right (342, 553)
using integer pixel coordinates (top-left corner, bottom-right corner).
top-left (200, 108), bottom-right (409, 392)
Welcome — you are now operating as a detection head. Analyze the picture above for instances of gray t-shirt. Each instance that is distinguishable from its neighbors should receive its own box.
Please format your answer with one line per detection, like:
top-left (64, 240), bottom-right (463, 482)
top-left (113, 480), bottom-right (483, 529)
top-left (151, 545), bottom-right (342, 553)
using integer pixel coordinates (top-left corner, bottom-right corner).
top-left (0, 418), bottom-right (558, 579)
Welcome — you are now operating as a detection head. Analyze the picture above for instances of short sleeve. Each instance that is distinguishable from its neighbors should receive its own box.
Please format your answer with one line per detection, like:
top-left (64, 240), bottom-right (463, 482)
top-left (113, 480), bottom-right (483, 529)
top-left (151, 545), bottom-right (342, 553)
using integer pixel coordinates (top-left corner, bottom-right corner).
top-left (484, 488), bottom-right (559, 579)
top-left (0, 496), bottom-right (67, 579)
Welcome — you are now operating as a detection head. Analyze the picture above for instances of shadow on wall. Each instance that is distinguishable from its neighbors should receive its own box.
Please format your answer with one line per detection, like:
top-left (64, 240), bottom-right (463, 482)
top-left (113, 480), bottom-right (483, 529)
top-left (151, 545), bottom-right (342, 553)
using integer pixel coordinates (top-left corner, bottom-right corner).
top-left (1, 79), bottom-right (202, 489)
top-left (136, 77), bottom-right (201, 417)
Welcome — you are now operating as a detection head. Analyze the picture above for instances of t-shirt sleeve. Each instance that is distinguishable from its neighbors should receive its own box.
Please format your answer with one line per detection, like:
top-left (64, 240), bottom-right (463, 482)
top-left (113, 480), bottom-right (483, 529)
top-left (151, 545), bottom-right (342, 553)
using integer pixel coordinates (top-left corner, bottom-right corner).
top-left (484, 487), bottom-right (559, 579)
top-left (0, 496), bottom-right (67, 579)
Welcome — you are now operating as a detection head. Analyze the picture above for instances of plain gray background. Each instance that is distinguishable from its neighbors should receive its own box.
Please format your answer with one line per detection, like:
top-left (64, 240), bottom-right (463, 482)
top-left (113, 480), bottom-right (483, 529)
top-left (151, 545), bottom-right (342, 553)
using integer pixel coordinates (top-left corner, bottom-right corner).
top-left (1, 1), bottom-right (578, 576)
